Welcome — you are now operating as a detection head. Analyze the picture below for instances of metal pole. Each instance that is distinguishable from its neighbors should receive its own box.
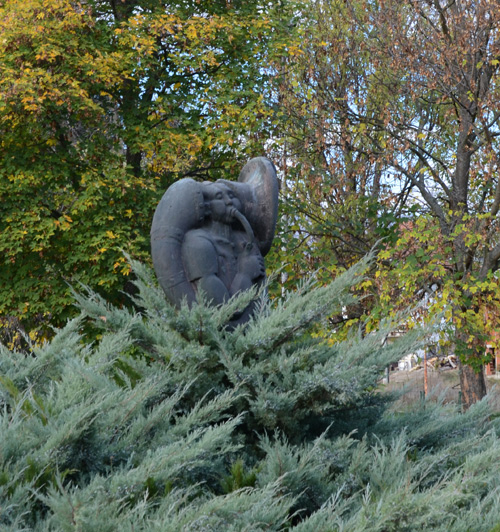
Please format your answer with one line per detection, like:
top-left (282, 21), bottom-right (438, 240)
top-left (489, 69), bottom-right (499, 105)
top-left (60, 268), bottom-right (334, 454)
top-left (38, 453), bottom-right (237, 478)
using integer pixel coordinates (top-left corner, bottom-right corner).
top-left (424, 349), bottom-right (428, 397)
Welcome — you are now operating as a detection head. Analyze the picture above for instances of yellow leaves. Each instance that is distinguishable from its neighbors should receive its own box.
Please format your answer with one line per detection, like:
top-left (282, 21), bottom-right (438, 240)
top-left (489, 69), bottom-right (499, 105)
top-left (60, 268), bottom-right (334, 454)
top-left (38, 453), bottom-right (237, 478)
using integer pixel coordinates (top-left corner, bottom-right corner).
top-left (59, 219), bottom-right (72, 231)
top-left (287, 45), bottom-right (303, 57)
top-left (187, 135), bottom-right (202, 156)
top-left (380, 292), bottom-right (391, 304)
top-left (106, 230), bottom-right (116, 239)
top-left (113, 257), bottom-right (131, 276)
top-left (357, 122), bottom-right (367, 134)
top-left (378, 249), bottom-right (391, 261)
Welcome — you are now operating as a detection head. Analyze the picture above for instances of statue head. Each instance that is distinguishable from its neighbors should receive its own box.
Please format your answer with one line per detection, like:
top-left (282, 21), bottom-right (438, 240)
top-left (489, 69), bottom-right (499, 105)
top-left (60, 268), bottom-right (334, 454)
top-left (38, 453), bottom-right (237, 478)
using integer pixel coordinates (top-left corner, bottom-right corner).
top-left (201, 182), bottom-right (243, 224)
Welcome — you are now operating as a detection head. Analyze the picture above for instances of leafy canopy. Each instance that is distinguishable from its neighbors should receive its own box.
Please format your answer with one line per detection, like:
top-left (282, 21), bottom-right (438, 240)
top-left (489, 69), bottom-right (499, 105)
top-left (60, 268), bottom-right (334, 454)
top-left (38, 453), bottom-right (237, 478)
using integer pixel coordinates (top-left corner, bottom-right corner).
top-left (0, 0), bottom-right (294, 337)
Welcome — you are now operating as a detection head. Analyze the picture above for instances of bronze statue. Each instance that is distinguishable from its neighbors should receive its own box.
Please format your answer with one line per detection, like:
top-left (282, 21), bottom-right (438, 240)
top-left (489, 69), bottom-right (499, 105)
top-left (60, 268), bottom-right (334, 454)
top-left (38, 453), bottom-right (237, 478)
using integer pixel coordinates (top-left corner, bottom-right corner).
top-left (151, 157), bottom-right (279, 327)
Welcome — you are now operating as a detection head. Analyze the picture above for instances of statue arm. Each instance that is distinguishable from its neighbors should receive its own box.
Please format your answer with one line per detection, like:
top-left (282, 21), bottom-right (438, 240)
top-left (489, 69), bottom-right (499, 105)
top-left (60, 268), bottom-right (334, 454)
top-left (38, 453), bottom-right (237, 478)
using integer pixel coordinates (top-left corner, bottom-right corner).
top-left (182, 231), bottom-right (229, 305)
top-left (231, 242), bottom-right (265, 294)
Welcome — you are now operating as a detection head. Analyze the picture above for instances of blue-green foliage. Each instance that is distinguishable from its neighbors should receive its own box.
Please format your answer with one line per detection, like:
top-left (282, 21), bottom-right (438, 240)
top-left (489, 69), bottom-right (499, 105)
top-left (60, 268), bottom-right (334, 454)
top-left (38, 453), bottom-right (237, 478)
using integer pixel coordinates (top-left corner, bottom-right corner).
top-left (1, 258), bottom-right (500, 530)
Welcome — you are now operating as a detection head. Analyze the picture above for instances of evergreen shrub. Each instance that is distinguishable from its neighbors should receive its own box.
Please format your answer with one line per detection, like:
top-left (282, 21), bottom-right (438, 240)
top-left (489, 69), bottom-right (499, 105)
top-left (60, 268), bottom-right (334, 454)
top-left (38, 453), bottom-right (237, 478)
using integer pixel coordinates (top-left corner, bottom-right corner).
top-left (1, 257), bottom-right (500, 531)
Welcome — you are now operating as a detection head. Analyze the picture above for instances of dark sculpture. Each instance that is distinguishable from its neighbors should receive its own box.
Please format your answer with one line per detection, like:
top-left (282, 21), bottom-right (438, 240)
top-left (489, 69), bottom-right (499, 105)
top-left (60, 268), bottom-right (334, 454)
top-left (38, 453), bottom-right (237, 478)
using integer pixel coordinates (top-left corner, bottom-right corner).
top-left (151, 157), bottom-right (279, 327)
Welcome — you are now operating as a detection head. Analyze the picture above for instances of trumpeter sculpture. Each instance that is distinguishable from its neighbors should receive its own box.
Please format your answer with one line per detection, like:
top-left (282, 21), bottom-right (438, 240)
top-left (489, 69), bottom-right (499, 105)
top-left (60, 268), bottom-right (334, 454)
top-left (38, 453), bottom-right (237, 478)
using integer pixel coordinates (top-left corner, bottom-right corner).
top-left (150, 157), bottom-right (279, 328)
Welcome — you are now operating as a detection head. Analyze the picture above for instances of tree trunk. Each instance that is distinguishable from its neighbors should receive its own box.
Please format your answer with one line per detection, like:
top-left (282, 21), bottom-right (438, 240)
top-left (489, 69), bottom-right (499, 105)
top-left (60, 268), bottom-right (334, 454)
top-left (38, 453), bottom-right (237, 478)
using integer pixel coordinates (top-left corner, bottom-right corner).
top-left (458, 357), bottom-right (487, 410)
top-left (126, 148), bottom-right (142, 177)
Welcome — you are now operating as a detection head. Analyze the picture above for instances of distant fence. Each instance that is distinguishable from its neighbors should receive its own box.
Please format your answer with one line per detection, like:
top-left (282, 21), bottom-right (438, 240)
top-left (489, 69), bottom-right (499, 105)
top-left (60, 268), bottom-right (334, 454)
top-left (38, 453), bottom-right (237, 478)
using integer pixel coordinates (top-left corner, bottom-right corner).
top-left (383, 368), bottom-right (461, 407)
top-left (384, 367), bottom-right (500, 411)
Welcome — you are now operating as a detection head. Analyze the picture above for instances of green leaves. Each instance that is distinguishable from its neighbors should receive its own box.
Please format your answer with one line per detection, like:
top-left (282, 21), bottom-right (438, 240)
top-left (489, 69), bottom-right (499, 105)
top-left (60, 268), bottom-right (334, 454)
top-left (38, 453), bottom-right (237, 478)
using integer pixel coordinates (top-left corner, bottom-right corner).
top-left (0, 0), bottom-right (294, 335)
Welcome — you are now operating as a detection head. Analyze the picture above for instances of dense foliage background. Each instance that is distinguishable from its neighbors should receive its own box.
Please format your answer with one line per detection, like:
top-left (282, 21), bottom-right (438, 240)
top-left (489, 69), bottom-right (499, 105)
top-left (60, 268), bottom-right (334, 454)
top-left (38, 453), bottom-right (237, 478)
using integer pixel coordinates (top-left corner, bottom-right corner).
top-left (0, 0), bottom-right (292, 335)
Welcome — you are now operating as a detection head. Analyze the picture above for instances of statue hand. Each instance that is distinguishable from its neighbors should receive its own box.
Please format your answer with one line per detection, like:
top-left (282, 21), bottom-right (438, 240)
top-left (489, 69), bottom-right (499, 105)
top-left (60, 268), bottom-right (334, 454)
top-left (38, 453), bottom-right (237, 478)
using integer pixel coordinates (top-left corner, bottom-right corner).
top-left (237, 245), bottom-right (265, 281)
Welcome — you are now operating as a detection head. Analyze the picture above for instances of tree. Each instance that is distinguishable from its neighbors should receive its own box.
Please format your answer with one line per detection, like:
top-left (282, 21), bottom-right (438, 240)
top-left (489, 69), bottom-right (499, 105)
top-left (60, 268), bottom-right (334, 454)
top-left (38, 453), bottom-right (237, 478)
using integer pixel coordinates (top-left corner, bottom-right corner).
top-left (0, 0), bottom-right (292, 340)
top-left (265, 0), bottom-right (409, 328)
top-left (1, 259), bottom-right (500, 530)
top-left (359, 0), bottom-right (500, 408)
top-left (270, 0), bottom-right (500, 408)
